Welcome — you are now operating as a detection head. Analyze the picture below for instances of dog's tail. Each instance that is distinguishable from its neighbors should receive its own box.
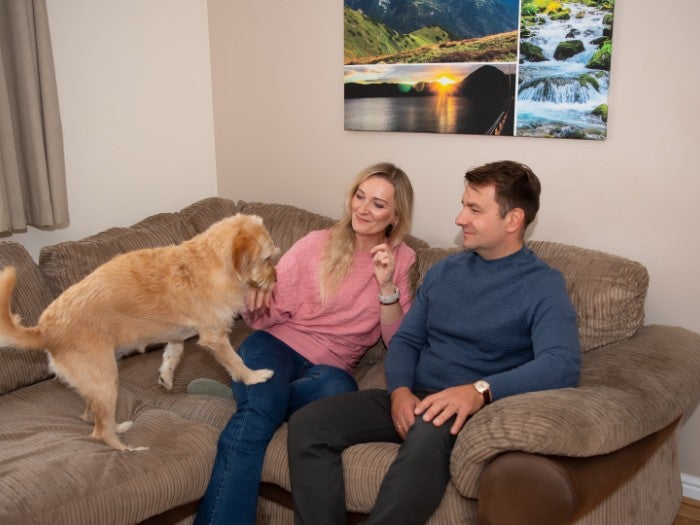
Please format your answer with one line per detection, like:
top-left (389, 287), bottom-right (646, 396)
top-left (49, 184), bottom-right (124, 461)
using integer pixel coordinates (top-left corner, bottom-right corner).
top-left (0, 267), bottom-right (45, 350)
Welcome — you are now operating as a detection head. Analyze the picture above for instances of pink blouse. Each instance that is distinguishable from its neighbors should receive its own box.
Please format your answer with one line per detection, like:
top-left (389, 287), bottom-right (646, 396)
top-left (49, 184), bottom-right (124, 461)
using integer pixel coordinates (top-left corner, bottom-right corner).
top-left (242, 230), bottom-right (415, 372)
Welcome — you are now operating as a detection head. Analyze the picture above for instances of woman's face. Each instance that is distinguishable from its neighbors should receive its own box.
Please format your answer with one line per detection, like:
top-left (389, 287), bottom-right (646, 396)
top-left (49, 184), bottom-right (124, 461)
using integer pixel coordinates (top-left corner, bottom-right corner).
top-left (350, 176), bottom-right (397, 248)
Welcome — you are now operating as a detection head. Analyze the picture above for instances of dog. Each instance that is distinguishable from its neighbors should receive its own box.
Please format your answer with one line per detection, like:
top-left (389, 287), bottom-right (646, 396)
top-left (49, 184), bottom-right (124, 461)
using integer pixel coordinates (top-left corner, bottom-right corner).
top-left (0, 213), bottom-right (279, 451)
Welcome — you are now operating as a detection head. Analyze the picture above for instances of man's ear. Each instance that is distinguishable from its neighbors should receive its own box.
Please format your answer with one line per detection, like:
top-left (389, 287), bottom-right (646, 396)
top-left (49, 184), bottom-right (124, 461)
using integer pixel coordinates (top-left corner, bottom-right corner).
top-left (231, 233), bottom-right (260, 274)
top-left (506, 208), bottom-right (525, 233)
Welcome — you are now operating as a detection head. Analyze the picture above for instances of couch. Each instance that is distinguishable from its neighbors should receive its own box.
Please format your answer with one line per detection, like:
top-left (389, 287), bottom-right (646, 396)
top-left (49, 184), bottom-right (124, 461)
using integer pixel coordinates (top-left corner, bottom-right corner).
top-left (1, 196), bottom-right (699, 525)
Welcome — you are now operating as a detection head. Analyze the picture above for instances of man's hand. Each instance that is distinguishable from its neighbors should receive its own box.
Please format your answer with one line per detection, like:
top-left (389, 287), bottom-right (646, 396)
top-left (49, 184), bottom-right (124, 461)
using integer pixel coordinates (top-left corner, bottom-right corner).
top-left (414, 384), bottom-right (485, 435)
top-left (390, 387), bottom-right (420, 440)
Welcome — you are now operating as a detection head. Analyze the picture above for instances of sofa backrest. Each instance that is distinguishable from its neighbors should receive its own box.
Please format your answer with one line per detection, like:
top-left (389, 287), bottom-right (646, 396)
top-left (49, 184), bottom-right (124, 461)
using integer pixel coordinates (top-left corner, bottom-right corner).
top-left (236, 201), bottom-right (335, 263)
top-left (0, 196), bottom-right (650, 396)
top-left (412, 241), bottom-right (649, 352)
top-left (528, 240), bottom-right (649, 351)
top-left (39, 197), bottom-right (240, 296)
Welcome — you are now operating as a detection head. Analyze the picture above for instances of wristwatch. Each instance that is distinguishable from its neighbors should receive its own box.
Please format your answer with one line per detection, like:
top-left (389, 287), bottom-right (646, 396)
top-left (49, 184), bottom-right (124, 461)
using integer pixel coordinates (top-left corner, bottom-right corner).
top-left (473, 380), bottom-right (492, 405)
top-left (378, 286), bottom-right (400, 305)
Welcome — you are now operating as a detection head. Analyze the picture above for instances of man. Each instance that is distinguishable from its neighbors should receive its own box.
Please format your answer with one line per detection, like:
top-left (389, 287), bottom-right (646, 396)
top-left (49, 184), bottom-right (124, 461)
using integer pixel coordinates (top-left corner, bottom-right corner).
top-left (287, 160), bottom-right (581, 525)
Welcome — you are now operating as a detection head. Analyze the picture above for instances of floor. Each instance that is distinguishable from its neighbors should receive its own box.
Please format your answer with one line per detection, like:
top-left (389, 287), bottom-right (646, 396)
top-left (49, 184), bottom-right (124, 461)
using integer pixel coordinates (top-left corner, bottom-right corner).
top-left (675, 498), bottom-right (700, 525)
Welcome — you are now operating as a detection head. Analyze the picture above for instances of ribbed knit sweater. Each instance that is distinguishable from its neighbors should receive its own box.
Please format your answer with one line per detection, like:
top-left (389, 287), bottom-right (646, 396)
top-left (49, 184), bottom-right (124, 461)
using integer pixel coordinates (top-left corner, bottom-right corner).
top-left (243, 230), bottom-right (416, 373)
top-left (385, 246), bottom-right (580, 400)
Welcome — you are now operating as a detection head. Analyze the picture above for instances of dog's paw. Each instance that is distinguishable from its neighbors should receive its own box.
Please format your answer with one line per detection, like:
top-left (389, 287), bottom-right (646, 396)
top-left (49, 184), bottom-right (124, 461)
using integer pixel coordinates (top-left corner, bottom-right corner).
top-left (125, 445), bottom-right (149, 452)
top-left (116, 421), bottom-right (134, 434)
top-left (242, 368), bottom-right (274, 385)
top-left (158, 373), bottom-right (174, 390)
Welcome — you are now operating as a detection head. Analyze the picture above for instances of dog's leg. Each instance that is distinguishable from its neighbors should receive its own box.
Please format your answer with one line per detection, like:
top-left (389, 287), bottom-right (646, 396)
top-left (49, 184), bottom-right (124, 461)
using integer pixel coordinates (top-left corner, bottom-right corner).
top-left (158, 341), bottom-right (184, 390)
top-left (51, 350), bottom-right (147, 452)
top-left (80, 406), bottom-right (91, 422)
top-left (86, 381), bottom-right (148, 452)
top-left (198, 330), bottom-right (274, 385)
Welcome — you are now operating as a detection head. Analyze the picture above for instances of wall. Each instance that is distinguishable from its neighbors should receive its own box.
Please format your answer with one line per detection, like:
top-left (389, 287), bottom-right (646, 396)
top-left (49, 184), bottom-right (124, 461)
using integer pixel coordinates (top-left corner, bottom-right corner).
top-left (208, 0), bottom-right (700, 487)
top-left (12, 0), bottom-right (217, 260)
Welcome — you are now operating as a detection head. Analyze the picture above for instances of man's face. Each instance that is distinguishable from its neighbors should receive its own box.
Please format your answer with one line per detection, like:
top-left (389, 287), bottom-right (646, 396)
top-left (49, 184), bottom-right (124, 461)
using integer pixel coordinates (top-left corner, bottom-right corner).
top-left (455, 184), bottom-right (514, 260)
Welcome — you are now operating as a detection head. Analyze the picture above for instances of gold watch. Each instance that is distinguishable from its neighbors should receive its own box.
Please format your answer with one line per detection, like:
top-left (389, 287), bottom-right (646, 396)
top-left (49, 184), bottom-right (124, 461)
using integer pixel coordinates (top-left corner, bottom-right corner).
top-left (473, 380), bottom-right (492, 405)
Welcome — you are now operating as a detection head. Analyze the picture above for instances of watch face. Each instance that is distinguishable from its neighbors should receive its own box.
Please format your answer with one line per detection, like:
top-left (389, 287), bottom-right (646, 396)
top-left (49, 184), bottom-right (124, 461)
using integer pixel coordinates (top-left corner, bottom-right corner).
top-left (475, 380), bottom-right (490, 393)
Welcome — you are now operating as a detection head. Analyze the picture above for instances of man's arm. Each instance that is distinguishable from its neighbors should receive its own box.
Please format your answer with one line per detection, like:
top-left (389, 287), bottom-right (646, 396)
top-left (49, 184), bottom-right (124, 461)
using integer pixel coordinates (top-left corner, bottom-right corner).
top-left (484, 272), bottom-right (580, 400)
top-left (416, 271), bottom-right (580, 435)
top-left (384, 274), bottom-right (432, 394)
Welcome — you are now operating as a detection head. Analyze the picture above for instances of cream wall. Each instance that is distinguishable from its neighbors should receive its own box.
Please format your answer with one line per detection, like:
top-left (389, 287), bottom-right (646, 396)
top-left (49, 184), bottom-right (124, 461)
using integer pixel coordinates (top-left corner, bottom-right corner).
top-left (208, 0), bottom-right (700, 486)
top-left (12, 0), bottom-right (218, 260)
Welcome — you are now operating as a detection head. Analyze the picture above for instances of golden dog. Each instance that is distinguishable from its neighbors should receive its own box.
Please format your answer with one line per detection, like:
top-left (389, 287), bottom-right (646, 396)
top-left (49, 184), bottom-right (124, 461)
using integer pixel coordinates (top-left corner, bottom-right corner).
top-left (0, 214), bottom-right (278, 451)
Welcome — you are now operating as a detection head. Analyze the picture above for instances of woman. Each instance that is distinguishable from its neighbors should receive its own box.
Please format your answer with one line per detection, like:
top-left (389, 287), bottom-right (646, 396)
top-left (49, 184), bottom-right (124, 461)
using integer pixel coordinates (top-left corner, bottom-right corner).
top-left (194, 162), bottom-right (416, 525)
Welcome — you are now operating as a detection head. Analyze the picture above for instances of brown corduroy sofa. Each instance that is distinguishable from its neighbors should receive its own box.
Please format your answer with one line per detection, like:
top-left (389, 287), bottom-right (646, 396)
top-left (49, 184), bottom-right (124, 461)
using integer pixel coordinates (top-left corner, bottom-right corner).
top-left (1, 196), bottom-right (699, 525)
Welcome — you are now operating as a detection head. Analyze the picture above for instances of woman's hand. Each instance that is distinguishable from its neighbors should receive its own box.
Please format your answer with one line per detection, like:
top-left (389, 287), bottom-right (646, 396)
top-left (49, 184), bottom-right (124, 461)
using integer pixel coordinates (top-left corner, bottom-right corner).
top-left (245, 286), bottom-right (273, 311)
top-left (370, 243), bottom-right (396, 293)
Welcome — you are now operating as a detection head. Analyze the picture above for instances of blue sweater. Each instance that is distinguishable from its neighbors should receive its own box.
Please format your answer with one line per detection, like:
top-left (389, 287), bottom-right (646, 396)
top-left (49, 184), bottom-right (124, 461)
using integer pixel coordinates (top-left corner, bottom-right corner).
top-left (386, 246), bottom-right (581, 401)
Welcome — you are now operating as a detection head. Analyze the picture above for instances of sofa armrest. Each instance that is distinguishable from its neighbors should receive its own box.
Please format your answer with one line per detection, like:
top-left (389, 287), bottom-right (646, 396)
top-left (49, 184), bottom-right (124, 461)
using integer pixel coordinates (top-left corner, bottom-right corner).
top-left (475, 417), bottom-right (680, 524)
top-left (448, 325), bottom-right (700, 498)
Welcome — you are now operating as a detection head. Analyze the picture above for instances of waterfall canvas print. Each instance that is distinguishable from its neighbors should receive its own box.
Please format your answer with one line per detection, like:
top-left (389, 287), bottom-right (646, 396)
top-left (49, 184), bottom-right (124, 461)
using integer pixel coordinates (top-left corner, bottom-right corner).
top-left (517, 1), bottom-right (613, 139)
top-left (343, 0), bottom-right (615, 140)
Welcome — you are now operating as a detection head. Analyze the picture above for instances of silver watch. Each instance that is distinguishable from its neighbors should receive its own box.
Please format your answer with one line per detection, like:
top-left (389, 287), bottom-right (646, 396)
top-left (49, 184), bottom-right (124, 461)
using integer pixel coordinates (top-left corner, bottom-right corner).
top-left (473, 380), bottom-right (492, 405)
top-left (378, 286), bottom-right (400, 305)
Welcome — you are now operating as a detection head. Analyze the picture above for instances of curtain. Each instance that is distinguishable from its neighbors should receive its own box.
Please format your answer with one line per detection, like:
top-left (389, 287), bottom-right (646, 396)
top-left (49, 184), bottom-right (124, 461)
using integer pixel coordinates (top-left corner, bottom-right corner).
top-left (0, 0), bottom-right (68, 235)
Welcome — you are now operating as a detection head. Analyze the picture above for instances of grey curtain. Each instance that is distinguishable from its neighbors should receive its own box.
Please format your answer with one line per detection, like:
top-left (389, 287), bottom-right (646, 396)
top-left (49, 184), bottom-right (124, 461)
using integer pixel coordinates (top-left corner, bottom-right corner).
top-left (0, 0), bottom-right (68, 235)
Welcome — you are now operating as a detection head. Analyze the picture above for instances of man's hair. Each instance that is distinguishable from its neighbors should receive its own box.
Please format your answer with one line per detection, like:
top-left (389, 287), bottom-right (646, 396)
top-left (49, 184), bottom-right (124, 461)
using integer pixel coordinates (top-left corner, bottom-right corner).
top-left (465, 160), bottom-right (541, 227)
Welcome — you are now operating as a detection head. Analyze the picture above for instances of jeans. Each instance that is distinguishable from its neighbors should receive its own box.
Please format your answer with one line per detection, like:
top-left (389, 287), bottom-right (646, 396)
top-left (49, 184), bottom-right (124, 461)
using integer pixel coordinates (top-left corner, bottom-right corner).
top-left (288, 389), bottom-right (456, 525)
top-left (194, 331), bottom-right (358, 525)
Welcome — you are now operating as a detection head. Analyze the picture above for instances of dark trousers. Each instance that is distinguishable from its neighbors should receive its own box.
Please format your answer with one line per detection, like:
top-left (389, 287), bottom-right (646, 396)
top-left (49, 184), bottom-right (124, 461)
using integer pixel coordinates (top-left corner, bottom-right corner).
top-left (288, 389), bottom-right (457, 525)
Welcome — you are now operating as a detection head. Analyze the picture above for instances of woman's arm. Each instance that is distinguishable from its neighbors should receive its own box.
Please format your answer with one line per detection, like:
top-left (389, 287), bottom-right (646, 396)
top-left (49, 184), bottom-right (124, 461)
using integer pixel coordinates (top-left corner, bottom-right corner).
top-left (374, 243), bottom-right (416, 343)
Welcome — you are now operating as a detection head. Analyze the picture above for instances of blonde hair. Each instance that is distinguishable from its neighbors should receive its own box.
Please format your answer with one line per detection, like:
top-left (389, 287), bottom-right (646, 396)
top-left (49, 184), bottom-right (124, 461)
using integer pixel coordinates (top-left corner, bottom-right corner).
top-left (319, 162), bottom-right (414, 299)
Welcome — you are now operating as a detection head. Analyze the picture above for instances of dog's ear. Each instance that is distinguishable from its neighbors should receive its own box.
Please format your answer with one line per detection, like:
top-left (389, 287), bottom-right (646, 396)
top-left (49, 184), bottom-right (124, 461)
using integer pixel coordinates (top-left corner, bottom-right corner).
top-left (231, 232), bottom-right (261, 275)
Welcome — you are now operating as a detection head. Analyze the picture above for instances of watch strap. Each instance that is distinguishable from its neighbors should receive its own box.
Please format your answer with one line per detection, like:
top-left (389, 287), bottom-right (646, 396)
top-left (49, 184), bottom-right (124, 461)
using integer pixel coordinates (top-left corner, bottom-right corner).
top-left (378, 286), bottom-right (400, 305)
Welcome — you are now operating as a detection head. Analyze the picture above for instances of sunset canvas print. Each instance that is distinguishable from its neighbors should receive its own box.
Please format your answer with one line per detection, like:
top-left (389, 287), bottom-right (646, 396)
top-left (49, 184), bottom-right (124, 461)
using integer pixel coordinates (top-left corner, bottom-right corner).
top-left (343, 0), bottom-right (615, 140)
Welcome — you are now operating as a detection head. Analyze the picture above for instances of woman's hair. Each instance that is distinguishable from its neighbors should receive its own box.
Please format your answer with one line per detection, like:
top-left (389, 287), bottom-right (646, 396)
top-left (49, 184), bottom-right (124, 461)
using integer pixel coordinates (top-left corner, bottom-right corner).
top-left (319, 162), bottom-right (414, 299)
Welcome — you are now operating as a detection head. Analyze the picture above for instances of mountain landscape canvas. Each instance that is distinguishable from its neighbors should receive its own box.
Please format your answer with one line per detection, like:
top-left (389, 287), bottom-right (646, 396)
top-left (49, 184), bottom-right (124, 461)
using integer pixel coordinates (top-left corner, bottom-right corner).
top-left (343, 0), bottom-right (615, 140)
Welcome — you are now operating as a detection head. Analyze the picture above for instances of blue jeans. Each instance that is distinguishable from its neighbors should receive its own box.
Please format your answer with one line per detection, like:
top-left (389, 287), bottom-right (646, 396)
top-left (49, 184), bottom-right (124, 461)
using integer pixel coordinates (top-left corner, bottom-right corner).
top-left (194, 331), bottom-right (358, 525)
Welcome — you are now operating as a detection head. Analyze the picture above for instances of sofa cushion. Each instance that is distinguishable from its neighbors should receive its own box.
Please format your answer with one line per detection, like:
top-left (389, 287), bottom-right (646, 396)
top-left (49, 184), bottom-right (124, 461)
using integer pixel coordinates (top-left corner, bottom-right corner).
top-left (413, 242), bottom-right (649, 352)
top-left (527, 241), bottom-right (648, 351)
top-left (0, 378), bottom-right (220, 525)
top-left (38, 218), bottom-right (196, 296)
top-left (0, 242), bottom-right (53, 394)
top-left (236, 201), bottom-right (335, 262)
top-left (411, 246), bottom-right (462, 293)
top-left (38, 196), bottom-right (241, 299)
top-left (178, 196), bottom-right (240, 234)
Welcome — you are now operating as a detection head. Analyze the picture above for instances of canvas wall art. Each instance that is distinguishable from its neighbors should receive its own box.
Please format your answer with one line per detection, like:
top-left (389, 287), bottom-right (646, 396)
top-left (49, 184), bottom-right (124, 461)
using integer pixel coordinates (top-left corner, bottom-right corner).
top-left (343, 0), bottom-right (615, 140)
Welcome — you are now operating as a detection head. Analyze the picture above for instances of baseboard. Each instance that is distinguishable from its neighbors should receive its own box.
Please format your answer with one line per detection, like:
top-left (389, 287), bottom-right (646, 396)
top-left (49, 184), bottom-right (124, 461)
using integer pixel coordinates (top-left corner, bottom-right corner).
top-left (682, 473), bottom-right (700, 501)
